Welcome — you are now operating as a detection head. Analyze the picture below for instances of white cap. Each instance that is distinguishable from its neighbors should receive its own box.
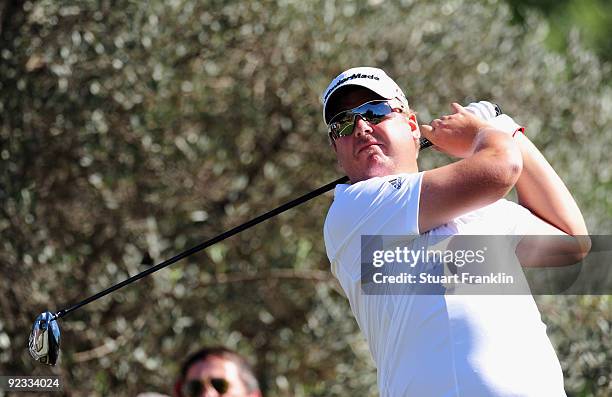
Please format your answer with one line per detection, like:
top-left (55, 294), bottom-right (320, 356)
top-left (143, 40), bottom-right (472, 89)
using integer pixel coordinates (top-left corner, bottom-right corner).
top-left (322, 67), bottom-right (409, 124)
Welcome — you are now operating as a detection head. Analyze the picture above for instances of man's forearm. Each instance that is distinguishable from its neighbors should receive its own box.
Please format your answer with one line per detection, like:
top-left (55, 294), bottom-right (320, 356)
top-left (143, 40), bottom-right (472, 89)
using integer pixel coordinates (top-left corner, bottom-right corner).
top-left (514, 134), bottom-right (588, 235)
top-left (419, 129), bottom-right (522, 233)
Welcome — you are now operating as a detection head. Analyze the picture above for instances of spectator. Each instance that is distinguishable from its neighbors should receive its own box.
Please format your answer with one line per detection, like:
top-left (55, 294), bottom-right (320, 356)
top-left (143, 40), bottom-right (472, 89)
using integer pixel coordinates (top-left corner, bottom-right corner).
top-left (173, 346), bottom-right (262, 397)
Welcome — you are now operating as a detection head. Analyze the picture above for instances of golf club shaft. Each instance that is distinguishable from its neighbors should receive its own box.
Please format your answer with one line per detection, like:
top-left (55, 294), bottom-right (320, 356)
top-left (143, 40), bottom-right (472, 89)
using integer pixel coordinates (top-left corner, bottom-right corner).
top-left (419, 138), bottom-right (433, 150)
top-left (54, 175), bottom-right (350, 320)
top-left (52, 119), bottom-right (475, 319)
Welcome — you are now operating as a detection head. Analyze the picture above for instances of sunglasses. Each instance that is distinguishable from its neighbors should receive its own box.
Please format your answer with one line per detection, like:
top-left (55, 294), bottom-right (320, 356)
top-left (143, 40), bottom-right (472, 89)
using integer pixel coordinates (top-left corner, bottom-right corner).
top-left (182, 377), bottom-right (230, 396)
top-left (327, 100), bottom-right (401, 141)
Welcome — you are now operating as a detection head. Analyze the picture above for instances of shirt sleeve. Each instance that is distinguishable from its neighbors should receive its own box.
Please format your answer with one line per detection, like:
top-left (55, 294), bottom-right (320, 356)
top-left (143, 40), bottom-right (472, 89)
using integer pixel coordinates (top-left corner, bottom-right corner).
top-left (475, 199), bottom-right (546, 238)
top-left (324, 173), bottom-right (424, 266)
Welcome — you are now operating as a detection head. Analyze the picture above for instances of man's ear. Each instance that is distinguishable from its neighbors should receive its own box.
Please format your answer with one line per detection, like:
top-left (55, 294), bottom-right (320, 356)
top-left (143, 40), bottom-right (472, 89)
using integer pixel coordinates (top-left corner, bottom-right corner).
top-left (407, 113), bottom-right (421, 139)
top-left (330, 138), bottom-right (337, 152)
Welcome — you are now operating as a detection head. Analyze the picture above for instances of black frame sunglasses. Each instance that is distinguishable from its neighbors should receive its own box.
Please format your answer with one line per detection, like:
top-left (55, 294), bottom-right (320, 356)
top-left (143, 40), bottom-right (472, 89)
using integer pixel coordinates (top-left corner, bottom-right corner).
top-left (182, 377), bottom-right (230, 396)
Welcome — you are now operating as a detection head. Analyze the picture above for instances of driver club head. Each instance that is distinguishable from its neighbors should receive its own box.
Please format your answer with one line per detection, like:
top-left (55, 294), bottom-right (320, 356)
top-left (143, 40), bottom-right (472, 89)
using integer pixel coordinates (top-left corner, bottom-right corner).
top-left (28, 311), bottom-right (61, 366)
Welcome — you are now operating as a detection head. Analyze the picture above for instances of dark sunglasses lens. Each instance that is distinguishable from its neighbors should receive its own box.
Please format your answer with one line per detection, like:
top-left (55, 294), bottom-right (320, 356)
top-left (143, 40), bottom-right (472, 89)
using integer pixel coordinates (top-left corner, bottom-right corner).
top-left (329, 119), bottom-right (355, 139)
top-left (211, 378), bottom-right (229, 394)
top-left (358, 102), bottom-right (392, 122)
top-left (184, 380), bottom-right (204, 397)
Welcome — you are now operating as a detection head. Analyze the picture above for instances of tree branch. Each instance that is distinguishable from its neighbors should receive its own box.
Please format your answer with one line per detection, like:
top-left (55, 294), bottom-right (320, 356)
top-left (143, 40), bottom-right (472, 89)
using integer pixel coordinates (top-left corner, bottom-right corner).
top-left (202, 268), bottom-right (331, 287)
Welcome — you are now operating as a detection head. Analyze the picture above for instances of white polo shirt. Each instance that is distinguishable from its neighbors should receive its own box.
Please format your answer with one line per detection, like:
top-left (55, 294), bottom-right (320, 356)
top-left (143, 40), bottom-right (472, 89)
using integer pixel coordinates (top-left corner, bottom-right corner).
top-left (323, 172), bottom-right (566, 397)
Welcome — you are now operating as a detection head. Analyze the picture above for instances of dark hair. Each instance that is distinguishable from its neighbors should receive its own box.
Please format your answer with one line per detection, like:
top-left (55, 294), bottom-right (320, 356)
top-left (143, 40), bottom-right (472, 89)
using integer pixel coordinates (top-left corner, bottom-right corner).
top-left (177, 346), bottom-right (260, 395)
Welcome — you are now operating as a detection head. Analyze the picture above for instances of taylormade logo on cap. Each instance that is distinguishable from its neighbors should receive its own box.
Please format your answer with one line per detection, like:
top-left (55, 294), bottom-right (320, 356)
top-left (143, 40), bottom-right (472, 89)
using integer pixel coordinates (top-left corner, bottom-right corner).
top-left (323, 72), bottom-right (381, 102)
top-left (322, 67), bottom-right (409, 124)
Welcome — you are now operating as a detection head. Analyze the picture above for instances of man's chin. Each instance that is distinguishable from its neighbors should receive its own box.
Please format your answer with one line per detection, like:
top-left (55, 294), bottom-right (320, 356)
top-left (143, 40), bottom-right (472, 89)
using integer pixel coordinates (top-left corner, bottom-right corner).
top-left (364, 168), bottom-right (393, 179)
top-left (351, 162), bottom-right (394, 182)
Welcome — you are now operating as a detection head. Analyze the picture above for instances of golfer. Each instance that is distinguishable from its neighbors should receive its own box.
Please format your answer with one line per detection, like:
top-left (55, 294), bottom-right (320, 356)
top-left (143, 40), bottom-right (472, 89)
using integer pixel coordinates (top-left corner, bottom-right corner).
top-left (322, 67), bottom-right (589, 396)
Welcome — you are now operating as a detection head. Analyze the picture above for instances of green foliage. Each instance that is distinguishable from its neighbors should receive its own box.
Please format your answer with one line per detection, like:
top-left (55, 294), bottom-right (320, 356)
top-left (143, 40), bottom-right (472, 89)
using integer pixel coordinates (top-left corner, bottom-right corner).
top-left (1, 0), bottom-right (610, 395)
top-left (507, 0), bottom-right (612, 65)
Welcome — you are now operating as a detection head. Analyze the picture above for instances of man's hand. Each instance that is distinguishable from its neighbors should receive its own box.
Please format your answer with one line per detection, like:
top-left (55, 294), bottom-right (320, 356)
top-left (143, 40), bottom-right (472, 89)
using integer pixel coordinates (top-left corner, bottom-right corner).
top-left (420, 103), bottom-right (492, 158)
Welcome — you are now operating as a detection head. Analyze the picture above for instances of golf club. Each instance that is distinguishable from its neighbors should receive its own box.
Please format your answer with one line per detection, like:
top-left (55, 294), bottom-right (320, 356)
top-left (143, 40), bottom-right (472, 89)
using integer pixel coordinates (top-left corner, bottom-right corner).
top-left (28, 101), bottom-right (501, 366)
top-left (29, 175), bottom-right (348, 365)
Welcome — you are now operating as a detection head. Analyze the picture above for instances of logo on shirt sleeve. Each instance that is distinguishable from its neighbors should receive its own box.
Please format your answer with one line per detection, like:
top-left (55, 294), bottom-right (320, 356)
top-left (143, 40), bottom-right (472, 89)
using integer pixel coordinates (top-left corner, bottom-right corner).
top-left (388, 177), bottom-right (403, 190)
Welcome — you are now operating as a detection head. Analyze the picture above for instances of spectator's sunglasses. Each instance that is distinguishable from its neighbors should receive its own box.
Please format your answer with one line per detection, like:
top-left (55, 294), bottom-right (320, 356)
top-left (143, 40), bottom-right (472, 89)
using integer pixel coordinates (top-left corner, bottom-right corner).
top-left (327, 100), bottom-right (403, 141)
top-left (182, 377), bottom-right (230, 396)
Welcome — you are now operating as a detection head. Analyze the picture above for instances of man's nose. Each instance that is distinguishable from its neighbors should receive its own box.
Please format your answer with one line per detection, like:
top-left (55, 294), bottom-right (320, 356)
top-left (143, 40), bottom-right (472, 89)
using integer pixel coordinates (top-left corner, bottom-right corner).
top-left (202, 388), bottom-right (219, 397)
top-left (353, 116), bottom-right (373, 138)
top-left (202, 385), bottom-right (221, 397)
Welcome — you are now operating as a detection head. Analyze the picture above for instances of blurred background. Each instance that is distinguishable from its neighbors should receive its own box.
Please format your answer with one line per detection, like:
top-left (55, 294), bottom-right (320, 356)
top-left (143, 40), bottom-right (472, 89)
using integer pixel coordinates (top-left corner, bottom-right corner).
top-left (0, 0), bottom-right (610, 395)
